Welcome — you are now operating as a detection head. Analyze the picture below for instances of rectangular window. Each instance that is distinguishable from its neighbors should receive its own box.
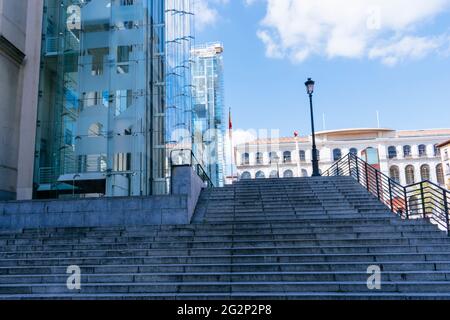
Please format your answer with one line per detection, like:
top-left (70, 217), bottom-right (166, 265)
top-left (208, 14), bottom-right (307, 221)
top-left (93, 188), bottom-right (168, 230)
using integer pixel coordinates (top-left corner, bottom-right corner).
top-left (115, 90), bottom-right (133, 116)
top-left (117, 45), bottom-right (133, 74)
top-left (87, 48), bottom-right (109, 76)
top-left (114, 153), bottom-right (132, 171)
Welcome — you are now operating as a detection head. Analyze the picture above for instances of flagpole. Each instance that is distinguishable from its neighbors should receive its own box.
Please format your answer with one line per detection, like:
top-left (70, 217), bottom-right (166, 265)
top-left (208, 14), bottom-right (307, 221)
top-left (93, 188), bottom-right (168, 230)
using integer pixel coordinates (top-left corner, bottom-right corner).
top-left (229, 107), bottom-right (234, 182)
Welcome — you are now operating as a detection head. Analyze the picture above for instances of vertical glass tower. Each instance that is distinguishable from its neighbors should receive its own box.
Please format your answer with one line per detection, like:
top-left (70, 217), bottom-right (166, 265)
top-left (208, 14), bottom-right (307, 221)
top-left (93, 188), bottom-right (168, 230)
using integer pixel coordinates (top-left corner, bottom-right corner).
top-left (191, 43), bottom-right (226, 187)
top-left (34, 0), bottom-right (194, 199)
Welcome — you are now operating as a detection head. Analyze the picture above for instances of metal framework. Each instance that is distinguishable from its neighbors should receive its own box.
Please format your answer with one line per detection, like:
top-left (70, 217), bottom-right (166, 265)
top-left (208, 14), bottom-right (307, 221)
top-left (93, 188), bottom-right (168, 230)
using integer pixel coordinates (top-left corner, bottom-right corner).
top-left (323, 153), bottom-right (450, 234)
top-left (34, 0), bottom-right (198, 199)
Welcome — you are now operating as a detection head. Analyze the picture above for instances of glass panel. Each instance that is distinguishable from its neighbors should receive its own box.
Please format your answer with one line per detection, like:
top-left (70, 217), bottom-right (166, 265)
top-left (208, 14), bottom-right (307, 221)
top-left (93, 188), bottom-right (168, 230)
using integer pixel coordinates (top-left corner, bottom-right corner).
top-left (35, 0), bottom-right (194, 199)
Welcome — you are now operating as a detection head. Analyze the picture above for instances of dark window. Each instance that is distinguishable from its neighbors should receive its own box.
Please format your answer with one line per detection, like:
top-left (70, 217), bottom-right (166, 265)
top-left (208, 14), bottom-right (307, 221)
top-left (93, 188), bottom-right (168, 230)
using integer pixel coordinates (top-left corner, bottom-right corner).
top-left (418, 145), bottom-right (427, 157)
top-left (390, 166), bottom-right (400, 183)
top-left (403, 145), bottom-right (412, 158)
top-left (388, 146), bottom-right (397, 159)
top-left (283, 151), bottom-right (292, 163)
top-left (405, 165), bottom-right (415, 184)
top-left (333, 149), bottom-right (342, 161)
top-left (299, 150), bottom-right (306, 162)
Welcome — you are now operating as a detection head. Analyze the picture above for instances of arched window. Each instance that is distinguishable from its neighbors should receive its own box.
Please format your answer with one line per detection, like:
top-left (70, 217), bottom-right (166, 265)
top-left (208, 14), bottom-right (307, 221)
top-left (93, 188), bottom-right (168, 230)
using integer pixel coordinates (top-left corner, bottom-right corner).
top-left (256, 152), bottom-right (263, 165)
top-left (269, 152), bottom-right (279, 164)
top-left (255, 171), bottom-right (265, 179)
top-left (403, 145), bottom-right (412, 158)
top-left (389, 166), bottom-right (400, 183)
top-left (388, 146), bottom-right (397, 159)
top-left (301, 169), bottom-right (308, 177)
top-left (283, 170), bottom-right (294, 178)
top-left (269, 170), bottom-right (278, 178)
top-left (418, 144), bottom-right (427, 157)
top-left (283, 151), bottom-right (292, 163)
top-left (241, 153), bottom-right (250, 165)
top-left (241, 171), bottom-right (251, 180)
top-left (436, 164), bottom-right (445, 185)
top-left (299, 150), bottom-right (306, 162)
top-left (88, 123), bottom-right (103, 137)
top-left (350, 148), bottom-right (358, 156)
top-left (405, 165), bottom-right (415, 184)
top-left (420, 164), bottom-right (430, 181)
top-left (333, 149), bottom-right (342, 161)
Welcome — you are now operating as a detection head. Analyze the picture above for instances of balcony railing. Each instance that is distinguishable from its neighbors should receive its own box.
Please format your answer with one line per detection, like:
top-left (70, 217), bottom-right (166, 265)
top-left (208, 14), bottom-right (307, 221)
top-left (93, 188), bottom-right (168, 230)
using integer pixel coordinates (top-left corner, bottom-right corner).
top-left (322, 153), bottom-right (450, 234)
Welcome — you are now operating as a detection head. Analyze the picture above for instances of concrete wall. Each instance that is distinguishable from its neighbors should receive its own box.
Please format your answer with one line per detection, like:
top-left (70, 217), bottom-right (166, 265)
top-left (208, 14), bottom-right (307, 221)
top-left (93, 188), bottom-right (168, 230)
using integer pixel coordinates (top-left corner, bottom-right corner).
top-left (0, 165), bottom-right (206, 230)
top-left (0, 0), bottom-right (27, 53)
top-left (0, 53), bottom-right (21, 200)
top-left (15, 1), bottom-right (43, 200)
top-left (0, 0), bottom-right (29, 200)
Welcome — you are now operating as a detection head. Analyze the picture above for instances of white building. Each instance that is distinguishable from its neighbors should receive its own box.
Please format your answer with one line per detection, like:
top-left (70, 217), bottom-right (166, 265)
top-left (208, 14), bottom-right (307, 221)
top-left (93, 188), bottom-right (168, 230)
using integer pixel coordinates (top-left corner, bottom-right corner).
top-left (235, 128), bottom-right (450, 187)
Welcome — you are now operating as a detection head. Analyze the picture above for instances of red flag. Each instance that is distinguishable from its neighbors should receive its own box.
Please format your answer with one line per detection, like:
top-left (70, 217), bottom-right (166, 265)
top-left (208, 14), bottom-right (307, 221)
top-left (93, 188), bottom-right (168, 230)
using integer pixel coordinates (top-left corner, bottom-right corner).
top-left (294, 131), bottom-right (299, 137)
top-left (228, 108), bottom-right (233, 131)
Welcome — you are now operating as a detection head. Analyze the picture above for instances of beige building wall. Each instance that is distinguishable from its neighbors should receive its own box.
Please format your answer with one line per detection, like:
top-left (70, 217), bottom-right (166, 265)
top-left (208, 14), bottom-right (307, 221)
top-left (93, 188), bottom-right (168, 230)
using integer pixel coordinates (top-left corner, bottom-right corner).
top-left (0, 0), bottom-right (43, 200)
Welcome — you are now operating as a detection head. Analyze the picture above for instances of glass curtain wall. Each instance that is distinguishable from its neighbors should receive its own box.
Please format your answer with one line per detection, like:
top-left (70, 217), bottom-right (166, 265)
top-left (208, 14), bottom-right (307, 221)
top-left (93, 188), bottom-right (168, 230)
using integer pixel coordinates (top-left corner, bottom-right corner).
top-left (191, 43), bottom-right (226, 187)
top-left (34, 0), bottom-right (194, 199)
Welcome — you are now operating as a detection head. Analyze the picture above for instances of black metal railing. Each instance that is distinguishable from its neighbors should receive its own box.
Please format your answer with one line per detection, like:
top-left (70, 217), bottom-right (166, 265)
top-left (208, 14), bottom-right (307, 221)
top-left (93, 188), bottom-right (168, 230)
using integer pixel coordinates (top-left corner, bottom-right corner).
top-left (322, 153), bottom-right (450, 233)
top-left (169, 149), bottom-right (215, 188)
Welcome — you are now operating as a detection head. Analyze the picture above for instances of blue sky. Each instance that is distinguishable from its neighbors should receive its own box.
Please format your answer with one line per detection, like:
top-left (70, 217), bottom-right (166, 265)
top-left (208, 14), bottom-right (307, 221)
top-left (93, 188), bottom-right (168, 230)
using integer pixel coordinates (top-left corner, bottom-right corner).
top-left (195, 0), bottom-right (450, 139)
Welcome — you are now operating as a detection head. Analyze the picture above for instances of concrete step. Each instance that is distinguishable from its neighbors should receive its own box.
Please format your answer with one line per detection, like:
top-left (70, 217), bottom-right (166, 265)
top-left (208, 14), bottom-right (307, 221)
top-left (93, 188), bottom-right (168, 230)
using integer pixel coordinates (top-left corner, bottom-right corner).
top-left (2, 235), bottom-right (450, 252)
top-left (0, 230), bottom-right (447, 248)
top-left (0, 175), bottom-right (447, 299)
top-left (4, 260), bottom-right (450, 275)
top-left (3, 242), bottom-right (450, 258)
top-left (4, 281), bottom-right (450, 296)
top-left (7, 292), bottom-right (450, 300)
top-left (3, 252), bottom-right (450, 267)
top-left (2, 270), bottom-right (450, 285)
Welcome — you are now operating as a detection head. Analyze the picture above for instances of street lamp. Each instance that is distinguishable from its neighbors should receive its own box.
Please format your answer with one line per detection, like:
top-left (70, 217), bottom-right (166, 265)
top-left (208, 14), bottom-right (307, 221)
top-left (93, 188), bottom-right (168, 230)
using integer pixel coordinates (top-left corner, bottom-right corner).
top-left (305, 78), bottom-right (320, 177)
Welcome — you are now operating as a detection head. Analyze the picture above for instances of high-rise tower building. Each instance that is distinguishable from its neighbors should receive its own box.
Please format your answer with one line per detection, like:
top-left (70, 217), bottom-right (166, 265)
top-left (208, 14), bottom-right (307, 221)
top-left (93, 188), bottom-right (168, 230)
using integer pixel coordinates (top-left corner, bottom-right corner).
top-left (191, 43), bottom-right (226, 187)
top-left (33, 0), bottom-right (195, 199)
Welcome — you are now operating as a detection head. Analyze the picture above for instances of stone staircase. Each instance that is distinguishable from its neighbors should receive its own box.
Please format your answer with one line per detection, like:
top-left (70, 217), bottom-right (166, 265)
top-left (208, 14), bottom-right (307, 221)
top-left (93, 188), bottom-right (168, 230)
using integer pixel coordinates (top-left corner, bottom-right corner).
top-left (1, 176), bottom-right (450, 299)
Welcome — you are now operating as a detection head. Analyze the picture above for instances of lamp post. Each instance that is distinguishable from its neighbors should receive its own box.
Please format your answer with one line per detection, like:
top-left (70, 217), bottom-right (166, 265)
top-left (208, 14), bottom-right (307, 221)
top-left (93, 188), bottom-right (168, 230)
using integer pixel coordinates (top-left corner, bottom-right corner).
top-left (305, 78), bottom-right (320, 177)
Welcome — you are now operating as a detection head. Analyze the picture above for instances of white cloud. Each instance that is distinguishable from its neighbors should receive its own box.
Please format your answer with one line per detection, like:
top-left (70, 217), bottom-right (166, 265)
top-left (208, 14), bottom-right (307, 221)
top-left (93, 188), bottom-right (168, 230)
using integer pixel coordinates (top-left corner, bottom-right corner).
top-left (253, 0), bottom-right (450, 65)
top-left (369, 35), bottom-right (448, 66)
top-left (194, 0), bottom-right (229, 31)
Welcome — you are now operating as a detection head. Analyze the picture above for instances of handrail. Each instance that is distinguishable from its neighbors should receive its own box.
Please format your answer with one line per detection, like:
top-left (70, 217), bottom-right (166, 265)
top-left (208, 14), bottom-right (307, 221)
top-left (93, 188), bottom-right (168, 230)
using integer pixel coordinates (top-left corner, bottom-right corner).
top-left (322, 153), bottom-right (450, 234)
top-left (169, 149), bottom-right (215, 188)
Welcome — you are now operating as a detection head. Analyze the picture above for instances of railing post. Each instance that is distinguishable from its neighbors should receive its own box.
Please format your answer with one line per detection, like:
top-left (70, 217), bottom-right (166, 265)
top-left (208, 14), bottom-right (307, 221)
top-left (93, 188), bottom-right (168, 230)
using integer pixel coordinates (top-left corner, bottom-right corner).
top-left (365, 162), bottom-right (369, 191)
top-left (420, 183), bottom-right (426, 219)
top-left (376, 171), bottom-right (380, 200)
top-left (336, 162), bottom-right (340, 176)
top-left (404, 187), bottom-right (409, 219)
top-left (356, 157), bottom-right (360, 183)
top-left (443, 189), bottom-right (450, 234)
top-left (388, 179), bottom-right (394, 212)
top-left (348, 155), bottom-right (351, 177)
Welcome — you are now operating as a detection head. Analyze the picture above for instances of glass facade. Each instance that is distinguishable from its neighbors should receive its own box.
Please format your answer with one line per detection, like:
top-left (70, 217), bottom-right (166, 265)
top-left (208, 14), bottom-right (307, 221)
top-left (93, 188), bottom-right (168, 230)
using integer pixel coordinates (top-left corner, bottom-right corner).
top-left (34, 0), bottom-right (194, 198)
top-left (191, 43), bottom-right (226, 187)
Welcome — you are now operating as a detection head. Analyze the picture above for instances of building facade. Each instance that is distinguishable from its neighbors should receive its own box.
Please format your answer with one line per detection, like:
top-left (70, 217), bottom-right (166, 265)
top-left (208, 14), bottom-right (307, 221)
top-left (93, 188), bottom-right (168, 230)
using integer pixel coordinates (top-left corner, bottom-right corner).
top-left (0, 1), bottom-right (43, 200)
top-left (191, 43), bottom-right (226, 187)
top-left (236, 128), bottom-right (450, 188)
top-left (32, 0), bottom-right (195, 199)
top-left (437, 140), bottom-right (450, 190)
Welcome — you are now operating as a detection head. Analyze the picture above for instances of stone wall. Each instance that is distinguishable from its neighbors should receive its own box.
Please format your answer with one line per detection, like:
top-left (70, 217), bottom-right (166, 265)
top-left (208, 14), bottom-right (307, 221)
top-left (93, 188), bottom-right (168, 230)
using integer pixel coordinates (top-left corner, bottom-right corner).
top-left (0, 166), bottom-right (206, 230)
